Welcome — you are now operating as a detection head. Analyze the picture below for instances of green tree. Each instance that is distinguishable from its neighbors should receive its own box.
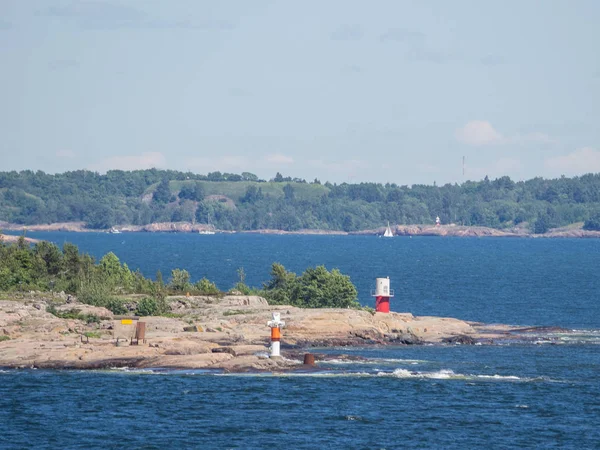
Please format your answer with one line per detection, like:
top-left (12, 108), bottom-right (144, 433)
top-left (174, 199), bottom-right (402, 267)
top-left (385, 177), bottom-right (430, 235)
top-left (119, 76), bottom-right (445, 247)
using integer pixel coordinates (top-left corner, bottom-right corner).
top-left (583, 211), bottom-right (600, 231)
top-left (33, 241), bottom-right (63, 276)
top-left (241, 172), bottom-right (258, 182)
top-left (533, 214), bottom-right (550, 234)
top-left (241, 185), bottom-right (263, 204)
top-left (178, 182), bottom-right (205, 201)
top-left (135, 296), bottom-right (167, 316)
top-left (283, 183), bottom-right (295, 201)
top-left (262, 263), bottom-right (358, 308)
top-left (194, 277), bottom-right (220, 295)
top-left (169, 268), bottom-right (191, 292)
top-left (153, 179), bottom-right (171, 203)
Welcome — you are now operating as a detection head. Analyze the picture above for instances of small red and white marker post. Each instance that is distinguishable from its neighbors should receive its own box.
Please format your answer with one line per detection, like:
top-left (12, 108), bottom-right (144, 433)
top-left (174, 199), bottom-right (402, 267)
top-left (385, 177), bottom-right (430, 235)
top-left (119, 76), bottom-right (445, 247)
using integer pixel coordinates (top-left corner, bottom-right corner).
top-left (372, 277), bottom-right (394, 313)
top-left (267, 312), bottom-right (285, 358)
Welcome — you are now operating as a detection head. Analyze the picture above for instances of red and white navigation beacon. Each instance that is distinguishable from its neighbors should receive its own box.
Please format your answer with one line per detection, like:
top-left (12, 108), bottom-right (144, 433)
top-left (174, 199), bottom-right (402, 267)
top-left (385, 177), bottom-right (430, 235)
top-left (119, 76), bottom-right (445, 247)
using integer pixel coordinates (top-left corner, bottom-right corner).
top-left (267, 312), bottom-right (285, 358)
top-left (436, 216), bottom-right (441, 226)
top-left (372, 277), bottom-right (394, 313)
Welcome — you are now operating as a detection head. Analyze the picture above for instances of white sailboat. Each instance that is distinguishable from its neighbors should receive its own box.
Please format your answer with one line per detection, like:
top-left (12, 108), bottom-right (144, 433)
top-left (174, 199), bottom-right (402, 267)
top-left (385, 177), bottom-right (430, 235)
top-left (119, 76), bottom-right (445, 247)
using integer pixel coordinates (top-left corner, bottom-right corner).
top-left (383, 222), bottom-right (394, 237)
top-left (198, 213), bottom-right (216, 235)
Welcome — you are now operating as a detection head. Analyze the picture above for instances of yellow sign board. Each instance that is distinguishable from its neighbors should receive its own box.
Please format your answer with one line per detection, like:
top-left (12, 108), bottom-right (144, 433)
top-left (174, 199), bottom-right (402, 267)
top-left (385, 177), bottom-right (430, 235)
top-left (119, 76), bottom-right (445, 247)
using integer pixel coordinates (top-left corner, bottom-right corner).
top-left (121, 319), bottom-right (133, 325)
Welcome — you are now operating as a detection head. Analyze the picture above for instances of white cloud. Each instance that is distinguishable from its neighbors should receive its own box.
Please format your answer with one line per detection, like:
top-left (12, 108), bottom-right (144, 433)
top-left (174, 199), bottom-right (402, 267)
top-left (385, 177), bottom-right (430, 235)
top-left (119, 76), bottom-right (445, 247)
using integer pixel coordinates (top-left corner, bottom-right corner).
top-left (545, 147), bottom-right (600, 176)
top-left (91, 152), bottom-right (165, 172)
top-left (265, 153), bottom-right (294, 165)
top-left (456, 121), bottom-right (556, 146)
top-left (455, 120), bottom-right (503, 146)
top-left (56, 149), bottom-right (76, 158)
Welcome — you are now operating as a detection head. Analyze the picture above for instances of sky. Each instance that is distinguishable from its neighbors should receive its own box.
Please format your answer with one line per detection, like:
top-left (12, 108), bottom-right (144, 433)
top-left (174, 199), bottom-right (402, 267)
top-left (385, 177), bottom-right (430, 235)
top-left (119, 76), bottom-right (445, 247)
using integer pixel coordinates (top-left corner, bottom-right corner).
top-left (0, 0), bottom-right (599, 185)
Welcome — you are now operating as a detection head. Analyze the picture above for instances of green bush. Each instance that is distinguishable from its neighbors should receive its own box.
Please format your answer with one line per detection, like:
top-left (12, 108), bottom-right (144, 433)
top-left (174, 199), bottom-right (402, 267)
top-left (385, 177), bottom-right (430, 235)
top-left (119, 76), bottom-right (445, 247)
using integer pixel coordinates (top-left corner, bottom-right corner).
top-left (46, 306), bottom-right (103, 323)
top-left (232, 282), bottom-right (255, 295)
top-left (135, 296), bottom-right (168, 316)
top-left (262, 263), bottom-right (359, 308)
top-left (83, 331), bottom-right (102, 339)
top-left (106, 298), bottom-right (129, 315)
top-left (78, 279), bottom-right (113, 307)
top-left (0, 335), bottom-right (10, 342)
top-left (194, 277), bottom-right (220, 295)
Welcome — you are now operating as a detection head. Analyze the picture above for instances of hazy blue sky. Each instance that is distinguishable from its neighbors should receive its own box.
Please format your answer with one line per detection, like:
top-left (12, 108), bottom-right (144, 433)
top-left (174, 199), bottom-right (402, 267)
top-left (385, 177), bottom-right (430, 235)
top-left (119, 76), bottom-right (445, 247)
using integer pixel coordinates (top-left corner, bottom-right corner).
top-left (1, 0), bottom-right (599, 184)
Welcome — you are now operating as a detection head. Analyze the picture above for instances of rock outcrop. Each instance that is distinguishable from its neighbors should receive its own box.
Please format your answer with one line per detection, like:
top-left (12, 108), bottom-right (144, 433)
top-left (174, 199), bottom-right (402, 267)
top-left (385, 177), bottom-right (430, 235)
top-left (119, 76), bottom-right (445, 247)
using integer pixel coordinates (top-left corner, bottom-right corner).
top-left (0, 293), bottom-right (530, 372)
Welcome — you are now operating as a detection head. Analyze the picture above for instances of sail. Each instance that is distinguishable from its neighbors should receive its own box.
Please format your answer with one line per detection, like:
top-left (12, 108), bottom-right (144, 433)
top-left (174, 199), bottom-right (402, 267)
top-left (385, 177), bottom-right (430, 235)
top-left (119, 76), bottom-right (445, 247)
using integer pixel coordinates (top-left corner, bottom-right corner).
top-left (383, 222), bottom-right (393, 237)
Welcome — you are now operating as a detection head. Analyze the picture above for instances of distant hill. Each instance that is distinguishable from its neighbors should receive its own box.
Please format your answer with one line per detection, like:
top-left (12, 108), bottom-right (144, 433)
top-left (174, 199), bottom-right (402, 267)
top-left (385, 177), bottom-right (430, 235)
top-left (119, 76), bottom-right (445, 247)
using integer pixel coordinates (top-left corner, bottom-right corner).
top-left (1, 169), bottom-right (600, 233)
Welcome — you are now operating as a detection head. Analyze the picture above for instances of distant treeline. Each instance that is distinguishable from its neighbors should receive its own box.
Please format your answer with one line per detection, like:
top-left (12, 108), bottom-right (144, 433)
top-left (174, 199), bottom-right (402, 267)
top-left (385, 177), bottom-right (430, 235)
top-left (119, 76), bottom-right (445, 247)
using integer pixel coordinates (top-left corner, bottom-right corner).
top-left (0, 237), bottom-right (359, 313)
top-left (1, 169), bottom-right (600, 233)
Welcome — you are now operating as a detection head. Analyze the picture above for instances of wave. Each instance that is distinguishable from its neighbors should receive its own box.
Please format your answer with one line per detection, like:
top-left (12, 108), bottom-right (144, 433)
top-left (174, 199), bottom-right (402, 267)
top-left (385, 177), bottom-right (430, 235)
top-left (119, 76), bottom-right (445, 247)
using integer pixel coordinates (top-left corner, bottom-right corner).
top-left (378, 368), bottom-right (556, 382)
top-left (322, 358), bottom-right (426, 366)
top-left (100, 367), bottom-right (161, 375)
top-left (218, 368), bottom-right (557, 383)
top-left (1, 366), bottom-right (557, 383)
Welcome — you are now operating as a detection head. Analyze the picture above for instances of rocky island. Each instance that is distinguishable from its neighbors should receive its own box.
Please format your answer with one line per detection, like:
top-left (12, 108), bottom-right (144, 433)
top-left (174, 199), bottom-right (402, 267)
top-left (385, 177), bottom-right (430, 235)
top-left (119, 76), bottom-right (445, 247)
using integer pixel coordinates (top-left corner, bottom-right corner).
top-left (0, 292), bottom-right (553, 373)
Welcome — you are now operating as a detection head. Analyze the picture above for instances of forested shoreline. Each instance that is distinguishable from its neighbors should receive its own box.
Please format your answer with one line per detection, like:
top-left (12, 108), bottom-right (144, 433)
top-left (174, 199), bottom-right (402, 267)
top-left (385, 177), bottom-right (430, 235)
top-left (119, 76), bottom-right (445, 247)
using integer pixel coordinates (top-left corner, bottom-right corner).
top-left (1, 169), bottom-right (600, 233)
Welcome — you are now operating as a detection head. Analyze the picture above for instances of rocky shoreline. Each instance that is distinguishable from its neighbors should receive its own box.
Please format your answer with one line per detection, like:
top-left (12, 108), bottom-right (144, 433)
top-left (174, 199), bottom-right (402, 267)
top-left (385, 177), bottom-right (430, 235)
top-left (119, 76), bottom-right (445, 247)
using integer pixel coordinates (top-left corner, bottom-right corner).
top-left (0, 293), bottom-right (567, 373)
top-left (2, 221), bottom-right (599, 238)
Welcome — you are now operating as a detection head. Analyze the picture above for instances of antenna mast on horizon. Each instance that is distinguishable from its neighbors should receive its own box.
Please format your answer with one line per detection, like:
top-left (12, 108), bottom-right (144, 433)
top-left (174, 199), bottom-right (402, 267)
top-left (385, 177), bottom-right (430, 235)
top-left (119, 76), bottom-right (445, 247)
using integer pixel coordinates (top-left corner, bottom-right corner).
top-left (462, 156), bottom-right (465, 178)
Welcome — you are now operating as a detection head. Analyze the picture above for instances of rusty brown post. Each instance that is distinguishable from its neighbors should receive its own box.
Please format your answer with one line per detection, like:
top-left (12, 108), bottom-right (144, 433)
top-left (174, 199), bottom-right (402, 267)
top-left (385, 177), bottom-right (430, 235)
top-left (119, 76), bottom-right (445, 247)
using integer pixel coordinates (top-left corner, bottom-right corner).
top-left (133, 322), bottom-right (146, 345)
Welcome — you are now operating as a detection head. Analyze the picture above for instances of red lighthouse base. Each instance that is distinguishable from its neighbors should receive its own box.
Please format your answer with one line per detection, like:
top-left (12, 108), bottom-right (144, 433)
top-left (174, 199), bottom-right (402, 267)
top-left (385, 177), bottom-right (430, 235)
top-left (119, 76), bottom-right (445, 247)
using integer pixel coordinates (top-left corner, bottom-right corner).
top-left (375, 296), bottom-right (390, 313)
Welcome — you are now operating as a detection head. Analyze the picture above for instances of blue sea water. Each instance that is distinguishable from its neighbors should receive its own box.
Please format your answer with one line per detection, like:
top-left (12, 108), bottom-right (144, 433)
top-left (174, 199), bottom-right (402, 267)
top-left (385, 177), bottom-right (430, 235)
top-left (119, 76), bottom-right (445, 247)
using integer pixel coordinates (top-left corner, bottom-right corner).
top-left (1, 233), bottom-right (600, 449)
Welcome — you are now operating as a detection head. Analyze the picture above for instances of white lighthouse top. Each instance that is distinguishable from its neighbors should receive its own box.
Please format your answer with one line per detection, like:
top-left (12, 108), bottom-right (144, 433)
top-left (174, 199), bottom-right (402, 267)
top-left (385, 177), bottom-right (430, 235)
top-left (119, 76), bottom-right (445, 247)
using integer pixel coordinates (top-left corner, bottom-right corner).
top-left (268, 311), bottom-right (285, 328)
top-left (372, 277), bottom-right (394, 297)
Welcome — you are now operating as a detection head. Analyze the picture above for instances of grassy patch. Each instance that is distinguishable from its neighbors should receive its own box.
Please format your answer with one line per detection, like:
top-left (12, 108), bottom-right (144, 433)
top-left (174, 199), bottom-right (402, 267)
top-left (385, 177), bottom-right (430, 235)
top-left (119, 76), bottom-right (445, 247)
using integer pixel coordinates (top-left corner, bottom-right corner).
top-left (162, 180), bottom-right (330, 202)
top-left (222, 309), bottom-right (252, 316)
top-left (361, 306), bottom-right (376, 315)
top-left (0, 335), bottom-right (10, 342)
top-left (83, 331), bottom-right (102, 339)
top-left (160, 312), bottom-right (185, 318)
top-left (47, 306), bottom-right (104, 324)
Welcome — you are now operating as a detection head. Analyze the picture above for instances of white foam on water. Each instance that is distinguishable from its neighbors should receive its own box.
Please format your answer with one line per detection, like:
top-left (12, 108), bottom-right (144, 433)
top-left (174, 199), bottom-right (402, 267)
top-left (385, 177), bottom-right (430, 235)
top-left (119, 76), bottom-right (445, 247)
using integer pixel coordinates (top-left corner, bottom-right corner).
top-left (219, 371), bottom-right (374, 378)
top-left (476, 374), bottom-right (522, 381)
top-left (212, 370), bottom-right (560, 382)
top-left (380, 368), bottom-right (461, 380)
top-left (105, 367), bottom-right (160, 374)
top-left (377, 368), bottom-right (554, 383)
top-left (323, 358), bottom-right (427, 366)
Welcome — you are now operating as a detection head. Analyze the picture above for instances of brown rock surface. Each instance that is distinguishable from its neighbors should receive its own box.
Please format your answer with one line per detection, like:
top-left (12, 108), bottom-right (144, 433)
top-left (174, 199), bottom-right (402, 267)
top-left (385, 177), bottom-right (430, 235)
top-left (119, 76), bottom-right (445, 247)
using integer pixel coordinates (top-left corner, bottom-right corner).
top-left (0, 293), bottom-right (524, 372)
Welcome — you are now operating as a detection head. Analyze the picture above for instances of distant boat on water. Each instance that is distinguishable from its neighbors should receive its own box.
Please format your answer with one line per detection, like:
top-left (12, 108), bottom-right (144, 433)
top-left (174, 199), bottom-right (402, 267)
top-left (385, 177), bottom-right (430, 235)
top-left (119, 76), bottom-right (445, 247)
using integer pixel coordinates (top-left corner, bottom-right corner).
top-left (383, 222), bottom-right (394, 237)
top-left (199, 214), bottom-right (216, 235)
top-left (109, 227), bottom-right (121, 234)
